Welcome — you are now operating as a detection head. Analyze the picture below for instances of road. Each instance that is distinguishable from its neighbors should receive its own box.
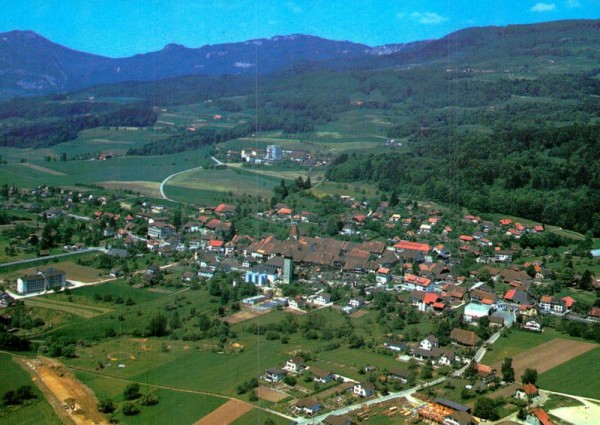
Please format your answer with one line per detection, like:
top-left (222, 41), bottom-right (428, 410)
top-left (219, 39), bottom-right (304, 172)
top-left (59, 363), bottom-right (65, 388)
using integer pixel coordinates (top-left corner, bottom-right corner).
top-left (0, 247), bottom-right (105, 269)
top-left (159, 165), bottom-right (204, 201)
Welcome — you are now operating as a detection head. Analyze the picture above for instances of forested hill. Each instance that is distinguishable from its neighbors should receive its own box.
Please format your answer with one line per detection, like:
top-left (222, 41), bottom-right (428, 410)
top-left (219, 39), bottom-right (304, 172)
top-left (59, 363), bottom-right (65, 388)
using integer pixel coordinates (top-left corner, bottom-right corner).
top-left (326, 123), bottom-right (600, 236)
top-left (2, 19), bottom-right (600, 99)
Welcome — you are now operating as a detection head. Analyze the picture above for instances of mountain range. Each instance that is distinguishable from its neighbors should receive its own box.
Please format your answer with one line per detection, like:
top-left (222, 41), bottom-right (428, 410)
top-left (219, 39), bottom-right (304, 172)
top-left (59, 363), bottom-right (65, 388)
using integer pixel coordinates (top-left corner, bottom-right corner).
top-left (1, 19), bottom-right (600, 99)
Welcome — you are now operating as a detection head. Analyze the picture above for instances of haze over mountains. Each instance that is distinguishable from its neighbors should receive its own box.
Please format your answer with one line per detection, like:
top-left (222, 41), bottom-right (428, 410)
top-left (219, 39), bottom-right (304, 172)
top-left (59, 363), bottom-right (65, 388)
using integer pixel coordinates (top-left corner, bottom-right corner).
top-left (1, 19), bottom-right (600, 99)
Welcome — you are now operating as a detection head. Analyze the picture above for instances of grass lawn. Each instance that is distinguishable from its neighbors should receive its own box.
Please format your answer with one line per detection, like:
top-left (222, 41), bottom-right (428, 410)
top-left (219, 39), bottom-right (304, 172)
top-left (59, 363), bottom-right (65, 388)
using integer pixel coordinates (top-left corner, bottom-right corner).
top-left (364, 415), bottom-right (407, 425)
top-left (0, 353), bottom-right (62, 425)
top-left (3, 261), bottom-right (104, 283)
top-left (24, 298), bottom-right (112, 319)
top-left (538, 346), bottom-right (600, 399)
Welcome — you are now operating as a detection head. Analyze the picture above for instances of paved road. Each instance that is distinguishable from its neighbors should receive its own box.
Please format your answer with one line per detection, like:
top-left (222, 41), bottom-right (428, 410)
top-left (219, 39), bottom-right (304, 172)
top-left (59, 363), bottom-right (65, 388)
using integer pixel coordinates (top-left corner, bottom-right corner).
top-left (0, 247), bottom-right (105, 269)
top-left (159, 165), bottom-right (204, 201)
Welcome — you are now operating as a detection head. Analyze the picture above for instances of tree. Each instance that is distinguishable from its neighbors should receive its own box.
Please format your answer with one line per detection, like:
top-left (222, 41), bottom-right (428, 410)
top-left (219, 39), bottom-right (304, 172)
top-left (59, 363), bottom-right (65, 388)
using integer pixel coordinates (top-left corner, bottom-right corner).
top-left (521, 368), bottom-right (538, 385)
top-left (98, 398), bottom-right (115, 413)
top-left (420, 363), bottom-right (433, 379)
top-left (464, 361), bottom-right (478, 380)
top-left (123, 383), bottom-right (141, 401)
top-left (501, 357), bottom-right (515, 382)
top-left (147, 312), bottom-right (168, 337)
top-left (473, 396), bottom-right (499, 420)
top-left (122, 402), bottom-right (140, 416)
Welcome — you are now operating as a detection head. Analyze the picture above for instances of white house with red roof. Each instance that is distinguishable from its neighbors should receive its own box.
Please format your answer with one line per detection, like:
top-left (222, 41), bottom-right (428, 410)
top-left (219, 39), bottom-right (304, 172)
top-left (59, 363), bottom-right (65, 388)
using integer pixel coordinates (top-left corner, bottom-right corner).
top-left (376, 267), bottom-right (392, 285)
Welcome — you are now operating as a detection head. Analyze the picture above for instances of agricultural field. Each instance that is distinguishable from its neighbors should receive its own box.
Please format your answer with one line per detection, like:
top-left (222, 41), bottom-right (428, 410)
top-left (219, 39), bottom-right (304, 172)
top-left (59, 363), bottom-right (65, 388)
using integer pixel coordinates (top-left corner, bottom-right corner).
top-left (491, 338), bottom-right (597, 379)
top-left (538, 346), bottom-right (600, 399)
top-left (3, 261), bottom-right (104, 284)
top-left (0, 354), bottom-right (62, 425)
top-left (482, 328), bottom-right (568, 365)
top-left (163, 165), bottom-right (283, 202)
top-left (232, 408), bottom-right (290, 425)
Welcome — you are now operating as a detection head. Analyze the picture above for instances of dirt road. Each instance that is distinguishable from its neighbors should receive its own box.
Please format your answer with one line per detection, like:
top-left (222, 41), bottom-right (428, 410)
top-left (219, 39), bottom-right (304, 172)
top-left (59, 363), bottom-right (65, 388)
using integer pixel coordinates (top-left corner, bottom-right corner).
top-left (17, 356), bottom-right (108, 425)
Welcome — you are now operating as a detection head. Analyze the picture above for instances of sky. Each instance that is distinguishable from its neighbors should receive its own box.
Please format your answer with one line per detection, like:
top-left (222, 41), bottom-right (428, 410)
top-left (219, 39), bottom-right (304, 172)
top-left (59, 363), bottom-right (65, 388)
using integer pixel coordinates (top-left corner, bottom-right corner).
top-left (0, 0), bottom-right (599, 58)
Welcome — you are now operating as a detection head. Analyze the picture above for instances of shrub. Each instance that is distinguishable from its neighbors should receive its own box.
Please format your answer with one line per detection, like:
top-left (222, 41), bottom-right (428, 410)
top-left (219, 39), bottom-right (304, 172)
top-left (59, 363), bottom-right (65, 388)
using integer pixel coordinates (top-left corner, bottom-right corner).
top-left (121, 402), bottom-right (140, 416)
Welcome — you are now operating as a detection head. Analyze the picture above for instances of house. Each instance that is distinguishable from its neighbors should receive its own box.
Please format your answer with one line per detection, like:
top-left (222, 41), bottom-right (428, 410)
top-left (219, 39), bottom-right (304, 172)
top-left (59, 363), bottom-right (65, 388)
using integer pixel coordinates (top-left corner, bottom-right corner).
top-left (515, 383), bottom-right (539, 401)
top-left (412, 347), bottom-right (443, 363)
top-left (284, 357), bottom-right (306, 374)
top-left (353, 382), bottom-right (375, 398)
top-left (147, 222), bottom-right (175, 239)
top-left (450, 328), bottom-right (482, 348)
top-left (527, 408), bottom-right (553, 425)
top-left (504, 289), bottom-right (535, 306)
top-left (295, 397), bottom-right (321, 416)
top-left (539, 295), bottom-right (567, 314)
top-left (419, 335), bottom-right (439, 351)
top-left (376, 267), bottom-right (392, 285)
top-left (587, 307), bottom-right (600, 322)
top-left (438, 350), bottom-right (461, 367)
top-left (434, 398), bottom-right (471, 414)
top-left (387, 368), bottom-right (411, 384)
top-left (411, 291), bottom-right (443, 313)
top-left (494, 250), bottom-right (514, 262)
top-left (475, 364), bottom-right (496, 383)
top-left (313, 293), bottom-right (332, 306)
top-left (264, 368), bottom-right (287, 383)
top-left (288, 297), bottom-right (307, 310)
top-left (214, 203), bottom-right (237, 217)
top-left (310, 367), bottom-right (334, 384)
top-left (402, 274), bottom-right (432, 291)
top-left (522, 319), bottom-right (542, 332)
top-left (383, 341), bottom-right (406, 352)
top-left (348, 297), bottom-right (364, 308)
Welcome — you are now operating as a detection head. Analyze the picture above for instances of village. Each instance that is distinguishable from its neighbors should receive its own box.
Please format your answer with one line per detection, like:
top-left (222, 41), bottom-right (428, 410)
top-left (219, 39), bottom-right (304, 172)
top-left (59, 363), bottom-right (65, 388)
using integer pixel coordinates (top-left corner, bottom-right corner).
top-left (1, 181), bottom-right (600, 425)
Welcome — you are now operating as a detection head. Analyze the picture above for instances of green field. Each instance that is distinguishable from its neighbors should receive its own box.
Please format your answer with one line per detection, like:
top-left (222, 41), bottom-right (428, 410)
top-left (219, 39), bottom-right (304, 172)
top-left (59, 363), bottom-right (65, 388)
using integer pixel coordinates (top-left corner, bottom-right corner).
top-left (164, 166), bottom-right (283, 202)
top-left (232, 409), bottom-right (290, 425)
top-left (76, 372), bottom-right (228, 425)
top-left (538, 347), bottom-right (600, 399)
top-left (0, 354), bottom-right (62, 425)
top-left (24, 298), bottom-right (112, 319)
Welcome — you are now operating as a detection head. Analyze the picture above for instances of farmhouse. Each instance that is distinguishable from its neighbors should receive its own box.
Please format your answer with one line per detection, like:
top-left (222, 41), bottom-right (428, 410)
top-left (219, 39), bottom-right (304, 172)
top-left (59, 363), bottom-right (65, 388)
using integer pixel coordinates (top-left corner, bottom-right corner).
top-left (515, 383), bottom-right (539, 401)
top-left (310, 367), bottom-right (334, 384)
top-left (450, 328), bottom-right (482, 348)
top-left (387, 368), bottom-right (411, 383)
top-left (539, 295), bottom-right (567, 314)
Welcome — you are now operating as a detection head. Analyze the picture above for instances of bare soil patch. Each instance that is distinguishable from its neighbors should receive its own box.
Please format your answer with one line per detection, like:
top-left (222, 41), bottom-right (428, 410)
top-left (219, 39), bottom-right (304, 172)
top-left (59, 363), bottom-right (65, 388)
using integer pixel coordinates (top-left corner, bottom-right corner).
top-left (194, 399), bottom-right (253, 425)
top-left (350, 310), bottom-right (369, 319)
top-left (19, 162), bottom-right (67, 176)
top-left (100, 180), bottom-right (160, 197)
top-left (147, 287), bottom-right (173, 294)
top-left (257, 385), bottom-right (288, 402)
top-left (492, 338), bottom-right (597, 378)
top-left (223, 309), bottom-right (267, 324)
top-left (17, 356), bottom-right (108, 425)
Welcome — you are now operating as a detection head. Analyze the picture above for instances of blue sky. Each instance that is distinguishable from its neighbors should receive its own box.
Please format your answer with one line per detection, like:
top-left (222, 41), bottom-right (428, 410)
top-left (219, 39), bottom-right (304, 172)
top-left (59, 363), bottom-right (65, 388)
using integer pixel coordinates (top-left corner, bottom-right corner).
top-left (0, 0), bottom-right (598, 57)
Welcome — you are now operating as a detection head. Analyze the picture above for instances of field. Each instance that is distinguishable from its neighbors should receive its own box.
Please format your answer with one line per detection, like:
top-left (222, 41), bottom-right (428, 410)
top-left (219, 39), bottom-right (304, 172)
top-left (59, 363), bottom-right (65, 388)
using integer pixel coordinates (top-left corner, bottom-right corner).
top-left (194, 399), bottom-right (253, 425)
top-left (0, 353), bottom-right (62, 425)
top-left (3, 261), bottom-right (105, 283)
top-left (538, 347), bottom-right (600, 399)
top-left (164, 166), bottom-right (283, 202)
top-left (482, 328), bottom-right (566, 365)
top-left (231, 409), bottom-right (290, 425)
top-left (491, 338), bottom-right (597, 379)
top-left (24, 297), bottom-right (112, 318)
top-left (256, 385), bottom-right (288, 402)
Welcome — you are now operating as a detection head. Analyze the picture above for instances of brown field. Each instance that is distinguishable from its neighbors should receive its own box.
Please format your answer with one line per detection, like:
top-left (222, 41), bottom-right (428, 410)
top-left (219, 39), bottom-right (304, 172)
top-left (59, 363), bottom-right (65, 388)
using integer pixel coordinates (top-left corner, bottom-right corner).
top-left (100, 180), bottom-right (161, 197)
top-left (223, 309), bottom-right (268, 324)
top-left (492, 338), bottom-right (597, 378)
top-left (350, 310), bottom-right (369, 319)
top-left (17, 356), bottom-right (108, 425)
top-left (257, 385), bottom-right (289, 402)
top-left (19, 162), bottom-right (66, 176)
top-left (194, 399), bottom-right (253, 425)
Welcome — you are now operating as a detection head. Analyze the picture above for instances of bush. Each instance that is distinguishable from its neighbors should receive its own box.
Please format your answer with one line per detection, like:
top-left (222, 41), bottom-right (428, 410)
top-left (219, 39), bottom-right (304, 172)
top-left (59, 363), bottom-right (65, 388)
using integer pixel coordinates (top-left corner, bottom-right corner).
top-left (98, 398), bottom-right (115, 413)
top-left (140, 393), bottom-right (159, 406)
top-left (123, 383), bottom-right (141, 401)
top-left (121, 402), bottom-right (140, 416)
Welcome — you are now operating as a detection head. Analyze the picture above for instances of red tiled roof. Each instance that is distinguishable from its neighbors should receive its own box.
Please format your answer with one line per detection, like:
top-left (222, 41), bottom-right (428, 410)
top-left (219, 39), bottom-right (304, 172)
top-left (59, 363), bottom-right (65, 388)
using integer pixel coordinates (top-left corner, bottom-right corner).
top-left (531, 408), bottom-right (552, 425)
top-left (460, 235), bottom-right (473, 241)
top-left (534, 225), bottom-right (545, 232)
top-left (521, 383), bottom-right (538, 396)
top-left (504, 289), bottom-right (516, 300)
top-left (209, 240), bottom-right (224, 247)
top-left (562, 296), bottom-right (576, 308)
top-left (393, 240), bottom-right (430, 252)
top-left (433, 302), bottom-right (445, 310)
top-left (482, 298), bottom-right (495, 305)
top-left (589, 307), bottom-right (600, 317)
top-left (423, 293), bottom-right (439, 304)
top-left (404, 274), bottom-right (431, 287)
top-left (540, 295), bottom-right (554, 303)
top-left (377, 267), bottom-right (390, 275)
top-left (499, 218), bottom-right (512, 225)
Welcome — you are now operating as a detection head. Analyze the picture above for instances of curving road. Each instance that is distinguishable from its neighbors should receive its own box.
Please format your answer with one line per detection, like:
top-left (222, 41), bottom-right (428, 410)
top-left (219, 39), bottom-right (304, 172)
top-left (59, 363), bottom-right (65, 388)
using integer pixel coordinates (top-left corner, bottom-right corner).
top-left (159, 165), bottom-right (204, 201)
